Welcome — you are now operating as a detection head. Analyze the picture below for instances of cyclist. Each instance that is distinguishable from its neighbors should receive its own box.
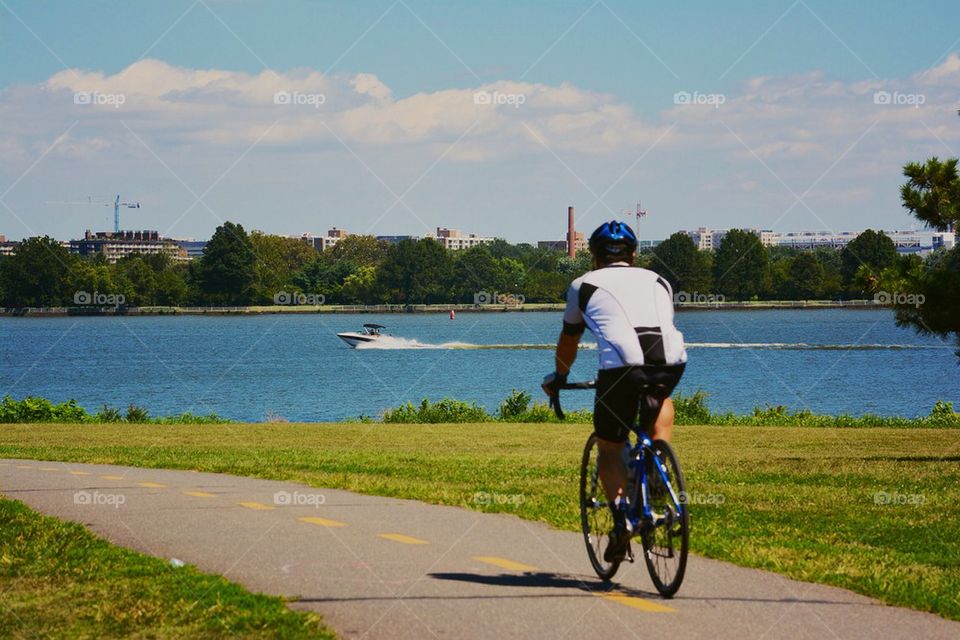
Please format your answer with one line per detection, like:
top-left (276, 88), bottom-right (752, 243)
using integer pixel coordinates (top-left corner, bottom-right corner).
top-left (542, 220), bottom-right (687, 562)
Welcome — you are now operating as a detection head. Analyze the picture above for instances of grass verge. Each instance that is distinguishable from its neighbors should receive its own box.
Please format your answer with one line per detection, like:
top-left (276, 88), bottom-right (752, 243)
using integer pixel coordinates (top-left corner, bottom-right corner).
top-left (1, 422), bottom-right (958, 621)
top-left (0, 496), bottom-right (333, 639)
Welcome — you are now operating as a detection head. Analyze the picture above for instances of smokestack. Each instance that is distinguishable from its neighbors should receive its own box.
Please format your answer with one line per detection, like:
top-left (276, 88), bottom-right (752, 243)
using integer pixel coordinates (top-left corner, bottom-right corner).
top-left (567, 206), bottom-right (575, 258)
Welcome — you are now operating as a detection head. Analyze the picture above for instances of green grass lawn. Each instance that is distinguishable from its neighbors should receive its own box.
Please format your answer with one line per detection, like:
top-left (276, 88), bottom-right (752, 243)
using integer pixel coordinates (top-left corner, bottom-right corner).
top-left (0, 496), bottom-right (333, 639)
top-left (1, 422), bottom-right (958, 622)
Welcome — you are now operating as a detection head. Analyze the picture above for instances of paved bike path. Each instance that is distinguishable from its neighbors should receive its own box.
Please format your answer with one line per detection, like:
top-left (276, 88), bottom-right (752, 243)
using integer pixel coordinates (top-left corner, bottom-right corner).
top-left (1, 459), bottom-right (956, 640)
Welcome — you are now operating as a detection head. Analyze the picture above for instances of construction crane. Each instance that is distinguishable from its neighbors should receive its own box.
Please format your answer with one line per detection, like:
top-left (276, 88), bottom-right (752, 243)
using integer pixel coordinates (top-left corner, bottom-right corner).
top-left (46, 195), bottom-right (141, 233)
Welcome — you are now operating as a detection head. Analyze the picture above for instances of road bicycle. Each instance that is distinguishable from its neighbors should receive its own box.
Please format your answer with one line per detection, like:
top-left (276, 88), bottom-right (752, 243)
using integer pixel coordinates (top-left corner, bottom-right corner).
top-left (551, 380), bottom-right (688, 597)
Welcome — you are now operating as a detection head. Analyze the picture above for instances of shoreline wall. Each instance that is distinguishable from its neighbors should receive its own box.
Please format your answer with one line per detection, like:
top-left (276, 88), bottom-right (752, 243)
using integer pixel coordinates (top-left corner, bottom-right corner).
top-left (2, 300), bottom-right (885, 317)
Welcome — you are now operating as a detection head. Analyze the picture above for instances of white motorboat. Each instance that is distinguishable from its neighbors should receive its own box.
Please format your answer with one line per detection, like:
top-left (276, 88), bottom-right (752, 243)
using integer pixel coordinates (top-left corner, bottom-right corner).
top-left (336, 323), bottom-right (385, 347)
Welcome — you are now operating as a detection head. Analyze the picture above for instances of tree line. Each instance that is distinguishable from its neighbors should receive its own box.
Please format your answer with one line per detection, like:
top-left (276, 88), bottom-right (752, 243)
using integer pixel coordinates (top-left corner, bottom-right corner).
top-left (0, 221), bottom-right (933, 307)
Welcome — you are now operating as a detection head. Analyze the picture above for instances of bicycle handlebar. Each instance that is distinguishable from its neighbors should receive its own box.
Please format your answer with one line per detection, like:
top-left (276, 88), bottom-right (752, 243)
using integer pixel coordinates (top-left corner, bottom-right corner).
top-left (549, 380), bottom-right (596, 420)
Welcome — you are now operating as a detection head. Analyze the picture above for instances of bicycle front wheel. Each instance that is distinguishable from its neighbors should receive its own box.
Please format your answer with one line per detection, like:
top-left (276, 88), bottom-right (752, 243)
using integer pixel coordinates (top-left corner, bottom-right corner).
top-left (640, 439), bottom-right (688, 597)
top-left (580, 433), bottom-right (621, 581)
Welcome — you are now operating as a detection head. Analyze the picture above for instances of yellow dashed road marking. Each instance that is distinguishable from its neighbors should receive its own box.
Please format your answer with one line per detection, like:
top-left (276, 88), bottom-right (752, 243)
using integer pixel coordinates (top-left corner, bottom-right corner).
top-left (473, 556), bottom-right (538, 572)
top-left (101, 475), bottom-right (124, 480)
top-left (378, 533), bottom-right (428, 545)
top-left (69, 471), bottom-right (90, 476)
top-left (184, 491), bottom-right (216, 498)
top-left (239, 501), bottom-right (275, 510)
top-left (598, 592), bottom-right (676, 613)
top-left (299, 516), bottom-right (347, 528)
top-left (137, 482), bottom-right (166, 488)
top-left (38, 467), bottom-right (59, 472)
top-left (16, 465), bottom-right (34, 470)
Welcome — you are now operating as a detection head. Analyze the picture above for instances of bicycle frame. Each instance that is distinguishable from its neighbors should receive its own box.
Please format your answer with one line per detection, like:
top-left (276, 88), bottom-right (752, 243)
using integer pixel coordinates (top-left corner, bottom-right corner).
top-left (628, 432), bottom-right (684, 531)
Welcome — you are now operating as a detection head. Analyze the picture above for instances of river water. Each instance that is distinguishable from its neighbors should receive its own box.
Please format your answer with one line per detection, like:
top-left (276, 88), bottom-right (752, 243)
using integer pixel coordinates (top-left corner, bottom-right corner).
top-left (0, 309), bottom-right (955, 421)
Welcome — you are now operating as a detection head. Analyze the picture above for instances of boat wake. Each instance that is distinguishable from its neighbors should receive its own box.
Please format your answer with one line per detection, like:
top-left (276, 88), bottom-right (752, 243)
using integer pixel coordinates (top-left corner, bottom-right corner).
top-left (355, 337), bottom-right (947, 351)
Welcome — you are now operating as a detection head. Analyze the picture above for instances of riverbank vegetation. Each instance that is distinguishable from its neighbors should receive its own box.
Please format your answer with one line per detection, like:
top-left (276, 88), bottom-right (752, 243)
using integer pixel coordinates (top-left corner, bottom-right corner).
top-left (4, 392), bottom-right (958, 428)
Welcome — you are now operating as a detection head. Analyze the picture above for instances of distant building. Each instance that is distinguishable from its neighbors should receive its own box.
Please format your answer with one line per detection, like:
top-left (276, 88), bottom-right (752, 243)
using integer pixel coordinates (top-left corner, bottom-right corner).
top-left (430, 227), bottom-right (497, 250)
top-left (300, 227), bottom-right (350, 251)
top-left (537, 231), bottom-right (586, 254)
top-left (169, 238), bottom-right (207, 260)
top-left (70, 230), bottom-right (185, 263)
top-left (0, 236), bottom-right (17, 256)
top-left (681, 227), bottom-right (955, 256)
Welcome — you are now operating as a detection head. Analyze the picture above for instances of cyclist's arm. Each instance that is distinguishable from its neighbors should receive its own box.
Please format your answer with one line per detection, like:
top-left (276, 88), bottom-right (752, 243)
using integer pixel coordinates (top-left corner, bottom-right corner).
top-left (556, 281), bottom-right (587, 375)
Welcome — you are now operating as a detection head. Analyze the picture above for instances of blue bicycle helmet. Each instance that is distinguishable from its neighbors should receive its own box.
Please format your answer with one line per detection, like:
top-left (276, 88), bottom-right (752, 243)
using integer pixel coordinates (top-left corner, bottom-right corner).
top-left (588, 220), bottom-right (638, 257)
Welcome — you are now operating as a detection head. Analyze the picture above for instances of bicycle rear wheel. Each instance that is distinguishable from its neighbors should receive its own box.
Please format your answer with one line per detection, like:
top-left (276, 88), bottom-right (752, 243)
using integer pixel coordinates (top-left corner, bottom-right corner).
top-left (580, 433), bottom-right (621, 581)
top-left (640, 439), bottom-right (688, 597)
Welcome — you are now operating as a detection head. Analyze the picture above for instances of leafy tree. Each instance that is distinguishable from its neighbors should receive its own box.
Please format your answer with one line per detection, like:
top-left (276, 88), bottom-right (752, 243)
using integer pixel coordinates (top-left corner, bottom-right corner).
top-left (813, 247), bottom-right (843, 298)
top-left (892, 157), bottom-right (960, 356)
top-left (249, 232), bottom-right (317, 303)
top-left (524, 269), bottom-right (569, 302)
top-left (840, 229), bottom-right (897, 296)
top-left (900, 157), bottom-right (960, 230)
top-left (292, 255), bottom-right (357, 302)
top-left (450, 246), bottom-right (507, 302)
top-left (785, 252), bottom-right (825, 299)
top-left (648, 232), bottom-right (712, 294)
top-left (328, 235), bottom-right (388, 267)
top-left (196, 222), bottom-right (257, 304)
top-left (376, 239), bottom-right (452, 303)
top-left (712, 229), bottom-right (770, 300)
top-left (340, 265), bottom-right (378, 303)
top-left (0, 236), bottom-right (75, 306)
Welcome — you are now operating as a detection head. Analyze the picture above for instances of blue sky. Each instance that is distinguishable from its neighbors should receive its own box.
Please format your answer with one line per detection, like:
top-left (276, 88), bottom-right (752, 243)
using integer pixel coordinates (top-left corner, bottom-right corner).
top-left (2, 0), bottom-right (959, 242)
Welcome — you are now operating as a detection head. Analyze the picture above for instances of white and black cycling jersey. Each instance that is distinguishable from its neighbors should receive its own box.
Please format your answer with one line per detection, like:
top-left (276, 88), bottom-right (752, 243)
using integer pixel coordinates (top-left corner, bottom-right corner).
top-left (563, 263), bottom-right (688, 370)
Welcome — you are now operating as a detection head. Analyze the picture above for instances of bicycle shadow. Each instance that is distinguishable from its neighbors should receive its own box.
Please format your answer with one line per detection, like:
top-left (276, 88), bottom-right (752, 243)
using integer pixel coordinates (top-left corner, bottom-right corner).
top-left (428, 570), bottom-right (659, 599)
top-left (428, 571), bottom-right (869, 607)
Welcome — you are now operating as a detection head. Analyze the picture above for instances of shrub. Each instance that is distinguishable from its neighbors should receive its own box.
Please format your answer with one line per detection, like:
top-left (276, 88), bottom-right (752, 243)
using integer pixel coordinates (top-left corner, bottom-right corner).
top-left (0, 396), bottom-right (90, 423)
top-left (94, 405), bottom-right (123, 423)
top-left (498, 390), bottom-right (530, 420)
top-left (383, 398), bottom-right (492, 423)
top-left (125, 405), bottom-right (150, 423)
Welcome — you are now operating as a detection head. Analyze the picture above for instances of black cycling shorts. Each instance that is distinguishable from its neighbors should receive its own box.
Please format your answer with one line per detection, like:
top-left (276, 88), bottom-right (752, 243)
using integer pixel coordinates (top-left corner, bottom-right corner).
top-left (593, 363), bottom-right (686, 443)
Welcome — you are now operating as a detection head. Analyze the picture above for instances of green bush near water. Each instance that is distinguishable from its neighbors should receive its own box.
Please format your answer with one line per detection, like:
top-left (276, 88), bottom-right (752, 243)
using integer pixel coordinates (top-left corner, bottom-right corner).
top-left (0, 396), bottom-right (229, 425)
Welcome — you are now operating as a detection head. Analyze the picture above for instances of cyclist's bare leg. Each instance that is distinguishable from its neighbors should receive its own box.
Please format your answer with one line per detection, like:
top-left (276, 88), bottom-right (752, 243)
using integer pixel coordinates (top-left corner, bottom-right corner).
top-left (650, 397), bottom-right (675, 442)
top-left (596, 438), bottom-right (628, 502)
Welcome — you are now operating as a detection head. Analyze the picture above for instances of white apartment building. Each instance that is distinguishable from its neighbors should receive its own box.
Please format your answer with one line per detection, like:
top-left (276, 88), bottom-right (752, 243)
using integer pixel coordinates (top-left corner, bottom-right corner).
top-left (430, 227), bottom-right (497, 250)
top-left (682, 227), bottom-right (955, 256)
